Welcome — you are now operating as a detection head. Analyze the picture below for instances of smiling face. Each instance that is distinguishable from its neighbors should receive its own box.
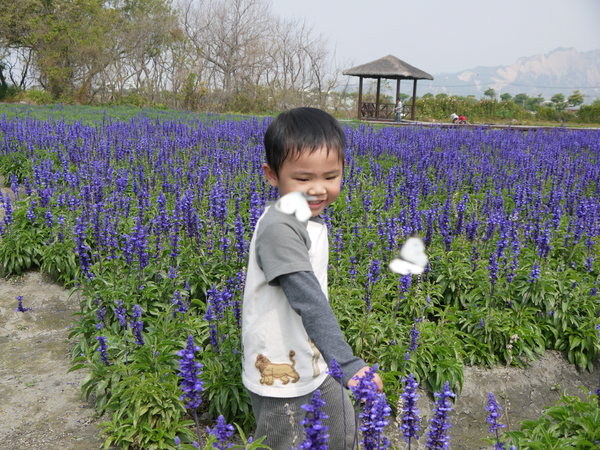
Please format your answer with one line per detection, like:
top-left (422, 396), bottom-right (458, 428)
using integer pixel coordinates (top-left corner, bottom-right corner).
top-left (263, 146), bottom-right (343, 217)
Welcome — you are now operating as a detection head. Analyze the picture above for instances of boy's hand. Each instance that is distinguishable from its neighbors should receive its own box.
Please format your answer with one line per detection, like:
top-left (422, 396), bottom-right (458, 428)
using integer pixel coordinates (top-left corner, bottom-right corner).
top-left (347, 366), bottom-right (383, 392)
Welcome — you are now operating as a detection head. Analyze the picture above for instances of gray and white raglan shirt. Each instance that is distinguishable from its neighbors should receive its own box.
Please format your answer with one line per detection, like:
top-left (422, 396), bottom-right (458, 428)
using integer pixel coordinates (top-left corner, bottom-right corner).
top-left (241, 204), bottom-right (366, 398)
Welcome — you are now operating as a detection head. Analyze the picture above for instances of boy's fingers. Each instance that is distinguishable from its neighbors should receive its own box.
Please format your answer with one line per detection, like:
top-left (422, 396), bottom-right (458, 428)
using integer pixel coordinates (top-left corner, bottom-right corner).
top-left (373, 374), bottom-right (384, 392)
top-left (347, 366), bottom-right (384, 392)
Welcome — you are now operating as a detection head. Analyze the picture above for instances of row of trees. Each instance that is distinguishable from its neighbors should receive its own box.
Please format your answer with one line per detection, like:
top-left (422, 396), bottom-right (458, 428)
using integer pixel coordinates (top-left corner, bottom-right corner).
top-left (368, 88), bottom-right (599, 123)
top-left (0, 0), bottom-right (338, 111)
top-left (1, 1), bottom-right (598, 122)
top-left (413, 92), bottom-right (600, 124)
top-left (480, 88), bottom-right (585, 111)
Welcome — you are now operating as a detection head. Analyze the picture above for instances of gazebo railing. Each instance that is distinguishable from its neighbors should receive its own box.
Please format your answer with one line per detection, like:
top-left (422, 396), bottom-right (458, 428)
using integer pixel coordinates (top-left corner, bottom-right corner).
top-left (359, 102), bottom-right (408, 120)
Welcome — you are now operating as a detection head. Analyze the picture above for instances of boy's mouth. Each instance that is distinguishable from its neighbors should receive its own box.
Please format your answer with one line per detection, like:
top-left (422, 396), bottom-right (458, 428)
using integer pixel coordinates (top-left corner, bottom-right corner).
top-left (308, 199), bottom-right (325, 209)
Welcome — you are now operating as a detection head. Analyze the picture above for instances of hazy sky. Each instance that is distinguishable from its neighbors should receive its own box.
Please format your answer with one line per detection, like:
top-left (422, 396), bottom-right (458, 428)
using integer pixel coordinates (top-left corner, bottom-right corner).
top-left (270, 0), bottom-right (600, 75)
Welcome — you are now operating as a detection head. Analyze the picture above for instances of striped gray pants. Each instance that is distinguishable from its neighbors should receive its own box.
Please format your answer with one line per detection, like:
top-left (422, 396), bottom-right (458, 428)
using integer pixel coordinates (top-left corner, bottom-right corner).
top-left (248, 375), bottom-right (357, 450)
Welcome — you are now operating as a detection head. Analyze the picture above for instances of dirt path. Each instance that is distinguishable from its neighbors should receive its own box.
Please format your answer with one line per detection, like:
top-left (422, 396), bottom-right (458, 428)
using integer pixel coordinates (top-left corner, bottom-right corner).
top-left (0, 271), bottom-right (103, 450)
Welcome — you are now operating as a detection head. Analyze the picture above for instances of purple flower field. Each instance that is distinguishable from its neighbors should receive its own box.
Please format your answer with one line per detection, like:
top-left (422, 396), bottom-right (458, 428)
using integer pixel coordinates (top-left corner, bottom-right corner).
top-left (0, 105), bottom-right (598, 448)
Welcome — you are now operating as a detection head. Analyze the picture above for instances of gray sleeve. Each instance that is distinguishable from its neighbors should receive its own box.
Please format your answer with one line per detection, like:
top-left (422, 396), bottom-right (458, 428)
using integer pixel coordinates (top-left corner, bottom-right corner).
top-left (278, 271), bottom-right (367, 387)
top-left (255, 208), bottom-right (313, 284)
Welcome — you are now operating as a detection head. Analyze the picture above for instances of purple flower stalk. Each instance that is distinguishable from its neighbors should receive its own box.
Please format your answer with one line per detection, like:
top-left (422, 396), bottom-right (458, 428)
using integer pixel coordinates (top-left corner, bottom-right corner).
top-left (74, 216), bottom-right (94, 279)
top-left (16, 295), bottom-right (32, 312)
top-left (400, 373), bottom-right (421, 446)
top-left (204, 286), bottom-right (233, 350)
top-left (486, 392), bottom-right (506, 449)
top-left (348, 256), bottom-right (358, 280)
top-left (404, 321), bottom-right (420, 361)
top-left (327, 359), bottom-right (344, 382)
top-left (45, 209), bottom-right (54, 228)
top-left (96, 306), bottom-right (106, 330)
top-left (528, 261), bottom-right (540, 282)
top-left (172, 290), bottom-right (188, 318)
top-left (96, 336), bottom-right (110, 365)
top-left (367, 259), bottom-right (382, 285)
top-left (399, 274), bottom-right (413, 297)
top-left (300, 389), bottom-right (330, 449)
top-left (366, 393), bottom-right (391, 449)
top-left (26, 200), bottom-right (36, 222)
top-left (408, 322), bottom-right (420, 352)
top-left (131, 304), bottom-right (144, 345)
top-left (350, 365), bottom-right (390, 450)
top-left (426, 381), bottom-right (455, 449)
top-left (207, 415), bottom-right (235, 450)
top-left (2, 194), bottom-right (13, 228)
top-left (114, 300), bottom-right (127, 329)
top-left (177, 335), bottom-right (204, 410)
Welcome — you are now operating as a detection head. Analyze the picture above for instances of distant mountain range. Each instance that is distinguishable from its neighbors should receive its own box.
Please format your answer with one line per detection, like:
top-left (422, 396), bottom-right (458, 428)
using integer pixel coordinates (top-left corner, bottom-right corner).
top-left (424, 48), bottom-right (600, 103)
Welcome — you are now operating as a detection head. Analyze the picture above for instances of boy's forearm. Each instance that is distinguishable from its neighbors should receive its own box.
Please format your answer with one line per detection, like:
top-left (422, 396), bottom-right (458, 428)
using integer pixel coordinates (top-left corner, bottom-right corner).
top-left (278, 271), bottom-right (367, 386)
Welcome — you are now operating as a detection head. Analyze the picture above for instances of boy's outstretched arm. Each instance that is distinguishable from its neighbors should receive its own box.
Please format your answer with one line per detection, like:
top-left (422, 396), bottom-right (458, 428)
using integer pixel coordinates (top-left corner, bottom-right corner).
top-left (279, 271), bottom-right (383, 391)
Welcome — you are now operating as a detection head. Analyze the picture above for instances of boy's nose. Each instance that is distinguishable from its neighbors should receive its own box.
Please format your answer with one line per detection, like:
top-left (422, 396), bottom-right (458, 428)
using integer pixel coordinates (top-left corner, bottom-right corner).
top-left (307, 184), bottom-right (326, 195)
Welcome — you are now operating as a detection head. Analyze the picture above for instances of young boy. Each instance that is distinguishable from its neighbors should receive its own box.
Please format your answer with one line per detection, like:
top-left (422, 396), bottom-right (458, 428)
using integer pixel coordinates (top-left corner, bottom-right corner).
top-left (242, 107), bottom-right (383, 449)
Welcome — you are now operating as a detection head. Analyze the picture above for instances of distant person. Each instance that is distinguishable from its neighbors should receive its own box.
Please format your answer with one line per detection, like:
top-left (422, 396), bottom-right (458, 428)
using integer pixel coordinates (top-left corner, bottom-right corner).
top-left (394, 98), bottom-right (404, 121)
top-left (458, 114), bottom-right (467, 124)
top-left (450, 113), bottom-right (459, 123)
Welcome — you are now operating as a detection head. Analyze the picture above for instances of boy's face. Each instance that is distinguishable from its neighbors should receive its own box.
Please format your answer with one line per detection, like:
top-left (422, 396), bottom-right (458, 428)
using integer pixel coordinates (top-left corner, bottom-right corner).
top-left (263, 146), bottom-right (343, 217)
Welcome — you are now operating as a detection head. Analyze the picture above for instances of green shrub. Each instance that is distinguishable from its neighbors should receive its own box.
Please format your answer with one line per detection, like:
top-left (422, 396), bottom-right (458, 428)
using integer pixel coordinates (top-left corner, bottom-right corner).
top-left (577, 101), bottom-right (600, 123)
top-left (16, 88), bottom-right (54, 105)
top-left (505, 391), bottom-right (600, 449)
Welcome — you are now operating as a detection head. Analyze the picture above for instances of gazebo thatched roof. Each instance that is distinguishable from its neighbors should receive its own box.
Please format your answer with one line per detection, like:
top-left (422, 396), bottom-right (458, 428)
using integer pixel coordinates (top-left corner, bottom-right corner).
top-left (343, 55), bottom-right (433, 80)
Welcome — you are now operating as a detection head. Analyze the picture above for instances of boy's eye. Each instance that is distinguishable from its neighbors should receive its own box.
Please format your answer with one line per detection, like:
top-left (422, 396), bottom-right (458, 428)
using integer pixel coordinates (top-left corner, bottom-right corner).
top-left (295, 178), bottom-right (308, 182)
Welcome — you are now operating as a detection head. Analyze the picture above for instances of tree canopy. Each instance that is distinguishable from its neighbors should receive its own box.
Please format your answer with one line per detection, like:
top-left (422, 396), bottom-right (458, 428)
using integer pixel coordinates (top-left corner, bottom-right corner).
top-left (0, 0), bottom-right (336, 110)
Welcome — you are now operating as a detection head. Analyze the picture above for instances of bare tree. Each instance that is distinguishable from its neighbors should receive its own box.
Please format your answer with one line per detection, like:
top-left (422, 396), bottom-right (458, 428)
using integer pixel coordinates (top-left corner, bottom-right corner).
top-left (190, 0), bottom-right (272, 94)
top-left (263, 16), bottom-right (336, 110)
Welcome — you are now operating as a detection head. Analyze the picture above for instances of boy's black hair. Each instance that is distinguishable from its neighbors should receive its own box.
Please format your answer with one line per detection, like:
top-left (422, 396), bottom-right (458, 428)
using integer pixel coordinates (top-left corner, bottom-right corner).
top-left (264, 107), bottom-right (346, 175)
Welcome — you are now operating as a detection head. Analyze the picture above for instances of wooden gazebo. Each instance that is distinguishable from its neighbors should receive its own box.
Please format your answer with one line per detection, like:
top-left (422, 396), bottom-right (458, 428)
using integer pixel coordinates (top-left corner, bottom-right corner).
top-left (343, 55), bottom-right (434, 121)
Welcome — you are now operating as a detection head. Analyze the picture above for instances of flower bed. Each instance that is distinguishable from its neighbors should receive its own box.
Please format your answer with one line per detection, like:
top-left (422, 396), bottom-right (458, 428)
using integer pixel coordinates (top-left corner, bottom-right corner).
top-left (0, 105), bottom-right (598, 448)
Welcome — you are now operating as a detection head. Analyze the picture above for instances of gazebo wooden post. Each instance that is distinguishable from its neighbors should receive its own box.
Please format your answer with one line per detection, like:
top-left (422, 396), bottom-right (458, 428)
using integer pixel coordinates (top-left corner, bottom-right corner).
top-left (411, 79), bottom-right (418, 120)
top-left (395, 79), bottom-right (400, 101)
top-left (375, 77), bottom-right (381, 119)
top-left (357, 77), bottom-right (363, 120)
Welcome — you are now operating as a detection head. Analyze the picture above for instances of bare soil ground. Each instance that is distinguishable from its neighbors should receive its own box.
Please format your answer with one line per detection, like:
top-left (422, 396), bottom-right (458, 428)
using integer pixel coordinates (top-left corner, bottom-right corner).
top-left (0, 271), bottom-right (103, 450)
top-left (0, 270), bottom-right (597, 449)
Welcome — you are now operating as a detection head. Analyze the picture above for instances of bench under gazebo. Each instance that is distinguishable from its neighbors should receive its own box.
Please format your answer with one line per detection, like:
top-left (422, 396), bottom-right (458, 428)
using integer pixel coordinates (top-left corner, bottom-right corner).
top-left (343, 55), bottom-right (433, 121)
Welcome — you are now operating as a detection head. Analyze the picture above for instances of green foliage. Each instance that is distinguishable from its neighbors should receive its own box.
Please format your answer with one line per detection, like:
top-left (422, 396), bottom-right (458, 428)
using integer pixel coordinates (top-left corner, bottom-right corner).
top-left (0, 0), bottom-right (178, 100)
top-left (414, 95), bottom-right (533, 123)
top-left (550, 93), bottom-right (565, 107)
top-left (568, 90), bottom-right (585, 107)
top-left (0, 152), bottom-right (34, 182)
top-left (505, 391), bottom-right (600, 449)
top-left (40, 237), bottom-right (80, 284)
top-left (0, 207), bottom-right (45, 275)
top-left (16, 88), bottom-right (55, 105)
top-left (483, 88), bottom-right (497, 99)
top-left (535, 105), bottom-right (572, 122)
top-left (99, 372), bottom-right (194, 450)
top-left (577, 100), bottom-right (600, 123)
top-left (201, 343), bottom-right (254, 431)
top-left (110, 92), bottom-right (150, 108)
top-left (0, 84), bottom-right (21, 101)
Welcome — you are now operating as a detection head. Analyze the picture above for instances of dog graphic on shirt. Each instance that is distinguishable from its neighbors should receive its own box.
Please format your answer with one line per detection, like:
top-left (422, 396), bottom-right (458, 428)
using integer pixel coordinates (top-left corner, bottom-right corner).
top-left (255, 350), bottom-right (300, 385)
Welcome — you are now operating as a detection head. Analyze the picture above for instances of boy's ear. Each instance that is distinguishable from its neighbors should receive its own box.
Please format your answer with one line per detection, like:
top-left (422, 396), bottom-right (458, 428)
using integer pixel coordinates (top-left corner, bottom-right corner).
top-left (262, 163), bottom-right (279, 187)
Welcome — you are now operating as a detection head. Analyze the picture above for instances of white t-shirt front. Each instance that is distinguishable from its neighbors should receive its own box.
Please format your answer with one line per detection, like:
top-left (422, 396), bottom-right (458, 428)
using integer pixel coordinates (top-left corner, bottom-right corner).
top-left (241, 205), bottom-right (329, 397)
